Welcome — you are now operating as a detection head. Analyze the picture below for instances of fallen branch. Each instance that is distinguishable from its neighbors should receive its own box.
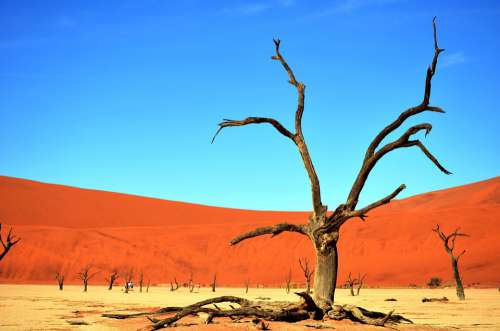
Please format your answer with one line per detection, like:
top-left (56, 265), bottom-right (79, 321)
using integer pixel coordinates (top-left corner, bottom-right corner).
top-left (422, 296), bottom-right (449, 303)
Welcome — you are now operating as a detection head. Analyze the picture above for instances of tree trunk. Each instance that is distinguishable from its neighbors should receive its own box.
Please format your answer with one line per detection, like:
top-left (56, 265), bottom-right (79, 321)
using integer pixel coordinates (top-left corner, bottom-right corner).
top-left (313, 243), bottom-right (338, 310)
top-left (83, 281), bottom-right (88, 292)
top-left (451, 257), bottom-right (465, 300)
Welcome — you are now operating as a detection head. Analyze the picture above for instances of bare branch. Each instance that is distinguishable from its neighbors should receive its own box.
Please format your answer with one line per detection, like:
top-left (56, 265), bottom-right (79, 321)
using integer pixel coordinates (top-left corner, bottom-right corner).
top-left (346, 18), bottom-right (447, 210)
top-left (212, 117), bottom-right (294, 143)
top-left (213, 39), bottom-right (325, 216)
top-left (230, 223), bottom-right (307, 246)
top-left (0, 223), bottom-right (21, 261)
top-left (348, 184), bottom-right (406, 220)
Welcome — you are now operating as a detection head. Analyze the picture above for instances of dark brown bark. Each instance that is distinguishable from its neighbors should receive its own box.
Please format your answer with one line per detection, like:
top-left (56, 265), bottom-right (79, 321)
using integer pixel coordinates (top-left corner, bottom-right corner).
top-left (77, 265), bottom-right (98, 292)
top-left (139, 271), bottom-right (144, 293)
top-left (211, 273), bottom-right (217, 292)
top-left (0, 224), bottom-right (20, 262)
top-left (356, 274), bottom-right (367, 296)
top-left (299, 258), bottom-right (314, 295)
top-left (433, 224), bottom-right (468, 300)
top-left (123, 269), bottom-right (134, 293)
top-left (103, 293), bottom-right (411, 329)
top-left (345, 273), bottom-right (356, 296)
top-left (215, 18), bottom-right (449, 310)
top-left (285, 268), bottom-right (292, 294)
top-left (106, 269), bottom-right (119, 290)
top-left (55, 271), bottom-right (65, 291)
top-left (170, 277), bottom-right (179, 291)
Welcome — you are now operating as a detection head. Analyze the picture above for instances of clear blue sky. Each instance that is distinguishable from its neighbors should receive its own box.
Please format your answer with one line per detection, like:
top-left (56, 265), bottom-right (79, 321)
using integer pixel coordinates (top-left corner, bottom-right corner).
top-left (1, 0), bottom-right (499, 211)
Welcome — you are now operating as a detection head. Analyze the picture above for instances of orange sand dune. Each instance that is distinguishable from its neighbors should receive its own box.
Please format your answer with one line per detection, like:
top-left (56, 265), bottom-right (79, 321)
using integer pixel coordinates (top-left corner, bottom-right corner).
top-left (0, 175), bottom-right (499, 287)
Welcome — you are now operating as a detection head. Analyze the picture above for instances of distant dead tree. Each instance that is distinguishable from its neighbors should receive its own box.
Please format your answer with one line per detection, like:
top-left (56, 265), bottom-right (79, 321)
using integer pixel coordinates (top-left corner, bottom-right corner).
top-left (285, 268), bottom-right (292, 294)
top-left (187, 271), bottom-right (199, 293)
top-left (77, 265), bottom-right (99, 292)
top-left (427, 277), bottom-right (442, 288)
top-left (299, 258), bottom-right (314, 295)
top-left (138, 271), bottom-right (144, 293)
top-left (0, 223), bottom-right (20, 262)
top-left (433, 224), bottom-right (468, 300)
top-left (345, 273), bottom-right (357, 296)
top-left (356, 273), bottom-right (367, 296)
top-left (123, 268), bottom-right (134, 293)
top-left (106, 269), bottom-right (120, 290)
top-left (170, 277), bottom-right (179, 291)
top-left (213, 18), bottom-right (451, 310)
top-left (211, 273), bottom-right (217, 292)
top-left (55, 271), bottom-right (65, 291)
top-left (146, 279), bottom-right (150, 292)
top-left (245, 279), bottom-right (250, 293)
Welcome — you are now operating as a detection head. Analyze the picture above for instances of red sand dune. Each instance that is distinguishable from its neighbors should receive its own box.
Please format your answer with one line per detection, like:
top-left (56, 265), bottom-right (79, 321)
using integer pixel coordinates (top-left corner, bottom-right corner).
top-left (0, 175), bottom-right (499, 287)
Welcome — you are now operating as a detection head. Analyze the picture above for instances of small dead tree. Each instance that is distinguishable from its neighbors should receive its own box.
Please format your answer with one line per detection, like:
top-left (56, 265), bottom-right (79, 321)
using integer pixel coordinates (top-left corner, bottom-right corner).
top-left (77, 265), bottom-right (99, 292)
top-left (213, 18), bottom-right (450, 309)
top-left (345, 273), bottom-right (357, 296)
top-left (55, 271), bottom-right (65, 291)
top-left (106, 269), bottom-right (120, 290)
top-left (211, 273), bottom-right (217, 292)
top-left (356, 274), bottom-right (367, 296)
top-left (146, 279), bottom-right (150, 292)
top-left (123, 268), bottom-right (134, 293)
top-left (0, 223), bottom-right (20, 262)
top-left (188, 271), bottom-right (195, 293)
top-left (433, 224), bottom-right (468, 300)
top-left (299, 258), bottom-right (314, 295)
top-left (245, 279), bottom-right (250, 293)
top-left (139, 271), bottom-right (144, 293)
top-left (285, 268), bottom-right (292, 294)
top-left (170, 277), bottom-right (179, 291)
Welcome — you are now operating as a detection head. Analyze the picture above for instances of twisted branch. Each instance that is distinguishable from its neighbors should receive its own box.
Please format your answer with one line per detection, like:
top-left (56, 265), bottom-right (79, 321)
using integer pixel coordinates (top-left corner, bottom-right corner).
top-left (0, 223), bottom-right (20, 261)
top-left (212, 39), bottom-right (325, 216)
top-left (230, 223), bottom-right (307, 246)
top-left (346, 17), bottom-right (448, 211)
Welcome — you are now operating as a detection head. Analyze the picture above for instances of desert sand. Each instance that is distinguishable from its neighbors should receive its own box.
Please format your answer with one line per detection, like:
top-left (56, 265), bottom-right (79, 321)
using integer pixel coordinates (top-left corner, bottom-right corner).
top-left (0, 175), bottom-right (499, 288)
top-left (0, 285), bottom-right (498, 330)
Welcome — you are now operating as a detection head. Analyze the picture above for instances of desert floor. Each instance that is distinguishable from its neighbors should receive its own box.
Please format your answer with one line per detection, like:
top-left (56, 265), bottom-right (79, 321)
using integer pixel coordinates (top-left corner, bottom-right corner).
top-left (0, 285), bottom-right (498, 330)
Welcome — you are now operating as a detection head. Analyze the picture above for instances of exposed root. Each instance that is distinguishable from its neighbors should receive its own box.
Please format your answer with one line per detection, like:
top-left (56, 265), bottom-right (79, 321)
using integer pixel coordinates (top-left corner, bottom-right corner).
top-left (327, 304), bottom-right (412, 326)
top-left (103, 293), bottom-right (412, 329)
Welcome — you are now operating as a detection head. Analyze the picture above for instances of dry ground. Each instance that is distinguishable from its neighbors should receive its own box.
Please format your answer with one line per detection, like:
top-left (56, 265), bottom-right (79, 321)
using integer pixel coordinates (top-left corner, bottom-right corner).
top-left (0, 285), bottom-right (498, 330)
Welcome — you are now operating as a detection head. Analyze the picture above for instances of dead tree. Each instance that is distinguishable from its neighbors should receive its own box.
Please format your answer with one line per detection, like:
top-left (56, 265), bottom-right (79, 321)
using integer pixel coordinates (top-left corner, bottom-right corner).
top-left (0, 223), bottom-right (20, 262)
top-left (139, 271), bottom-right (144, 293)
top-left (123, 268), bottom-right (134, 293)
top-left (170, 277), bottom-right (179, 291)
top-left (245, 279), bottom-right (250, 293)
top-left (356, 274), bottom-right (367, 296)
top-left (106, 269), bottom-right (120, 290)
top-left (188, 271), bottom-right (195, 293)
top-left (77, 265), bottom-right (99, 292)
top-left (55, 271), bottom-right (65, 291)
top-left (433, 224), bottom-right (468, 300)
top-left (213, 18), bottom-right (450, 309)
top-left (285, 268), bottom-right (292, 294)
top-left (146, 279), bottom-right (150, 292)
top-left (211, 273), bottom-right (217, 292)
top-left (299, 258), bottom-right (314, 295)
top-left (345, 273), bottom-right (357, 296)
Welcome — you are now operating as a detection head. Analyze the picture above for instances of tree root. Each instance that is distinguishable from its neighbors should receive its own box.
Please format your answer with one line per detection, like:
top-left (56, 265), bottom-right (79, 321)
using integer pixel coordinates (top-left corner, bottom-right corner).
top-left (102, 292), bottom-right (412, 329)
top-left (327, 304), bottom-right (413, 326)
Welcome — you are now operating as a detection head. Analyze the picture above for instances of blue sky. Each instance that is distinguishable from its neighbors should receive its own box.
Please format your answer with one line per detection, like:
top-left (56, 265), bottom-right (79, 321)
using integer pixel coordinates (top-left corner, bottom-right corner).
top-left (0, 0), bottom-right (499, 211)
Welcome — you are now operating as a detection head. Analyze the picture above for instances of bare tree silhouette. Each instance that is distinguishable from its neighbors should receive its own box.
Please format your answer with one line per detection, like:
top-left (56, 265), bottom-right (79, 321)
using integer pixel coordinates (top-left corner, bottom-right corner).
top-left (433, 224), bottom-right (468, 300)
top-left (76, 265), bottom-right (99, 292)
top-left (0, 223), bottom-right (20, 262)
top-left (213, 18), bottom-right (450, 308)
